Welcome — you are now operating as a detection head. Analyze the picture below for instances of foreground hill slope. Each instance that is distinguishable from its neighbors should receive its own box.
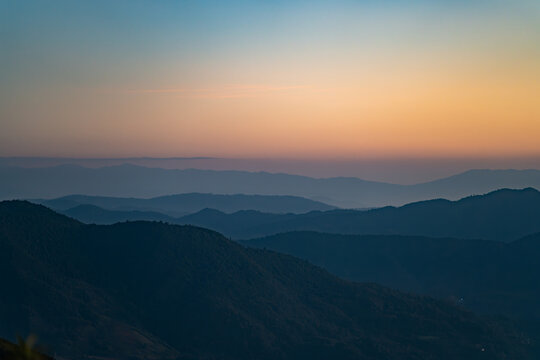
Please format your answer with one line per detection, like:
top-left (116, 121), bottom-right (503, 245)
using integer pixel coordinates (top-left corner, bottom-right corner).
top-left (0, 201), bottom-right (532, 359)
top-left (176, 188), bottom-right (540, 241)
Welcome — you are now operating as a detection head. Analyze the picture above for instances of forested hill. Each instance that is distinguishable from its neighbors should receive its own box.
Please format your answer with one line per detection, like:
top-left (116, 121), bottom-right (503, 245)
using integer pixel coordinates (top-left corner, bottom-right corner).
top-left (247, 231), bottom-right (540, 320)
top-left (0, 200), bottom-right (533, 359)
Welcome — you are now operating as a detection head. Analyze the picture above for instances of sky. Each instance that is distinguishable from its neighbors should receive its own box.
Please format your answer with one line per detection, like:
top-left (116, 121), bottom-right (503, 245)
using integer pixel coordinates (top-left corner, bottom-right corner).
top-left (1, 1), bottom-right (539, 169)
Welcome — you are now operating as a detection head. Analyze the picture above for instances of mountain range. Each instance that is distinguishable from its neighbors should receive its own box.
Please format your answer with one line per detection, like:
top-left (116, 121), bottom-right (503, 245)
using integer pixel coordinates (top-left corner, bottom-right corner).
top-left (0, 200), bottom-right (534, 359)
top-left (58, 188), bottom-right (540, 241)
top-left (177, 188), bottom-right (540, 241)
top-left (3, 164), bottom-right (540, 207)
top-left (33, 193), bottom-right (335, 216)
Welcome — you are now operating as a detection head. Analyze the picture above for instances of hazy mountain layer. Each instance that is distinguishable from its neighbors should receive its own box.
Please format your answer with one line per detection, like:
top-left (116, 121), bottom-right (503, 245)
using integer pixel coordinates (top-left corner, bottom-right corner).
top-left (33, 193), bottom-right (335, 216)
top-left (3, 165), bottom-right (540, 207)
top-left (0, 201), bottom-right (532, 359)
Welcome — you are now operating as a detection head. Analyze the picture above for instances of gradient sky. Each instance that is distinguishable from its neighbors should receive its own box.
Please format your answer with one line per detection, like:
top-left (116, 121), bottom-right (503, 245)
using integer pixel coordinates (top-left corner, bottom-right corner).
top-left (1, 0), bottom-right (539, 160)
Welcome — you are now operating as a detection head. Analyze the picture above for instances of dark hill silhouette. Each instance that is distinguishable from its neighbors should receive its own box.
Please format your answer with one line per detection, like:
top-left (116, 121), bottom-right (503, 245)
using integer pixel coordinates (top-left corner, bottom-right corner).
top-left (247, 232), bottom-right (540, 322)
top-left (0, 337), bottom-right (53, 360)
top-left (0, 201), bottom-right (532, 359)
top-left (2, 164), bottom-right (540, 207)
top-left (33, 193), bottom-right (335, 216)
top-left (175, 188), bottom-right (540, 241)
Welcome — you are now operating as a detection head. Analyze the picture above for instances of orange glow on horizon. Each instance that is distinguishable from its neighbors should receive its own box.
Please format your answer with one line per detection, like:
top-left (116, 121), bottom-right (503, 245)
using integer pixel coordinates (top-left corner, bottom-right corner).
top-left (1, 1), bottom-right (539, 159)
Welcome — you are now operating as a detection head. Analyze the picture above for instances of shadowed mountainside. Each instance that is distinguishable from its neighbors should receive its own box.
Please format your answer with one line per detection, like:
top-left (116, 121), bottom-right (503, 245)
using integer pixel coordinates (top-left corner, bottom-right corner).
top-left (0, 201), bottom-right (533, 359)
top-left (2, 164), bottom-right (540, 207)
top-left (246, 231), bottom-right (540, 321)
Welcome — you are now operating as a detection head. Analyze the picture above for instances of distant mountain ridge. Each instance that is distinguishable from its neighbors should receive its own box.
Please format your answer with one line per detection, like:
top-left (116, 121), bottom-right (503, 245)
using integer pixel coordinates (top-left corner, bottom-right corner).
top-left (48, 188), bottom-right (540, 242)
top-left (174, 188), bottom-right (540, 241)
top-left (2, 164), bottom-right (540, 207)
top-left (32, 193), bottom-right (335, 216)
top-left (62, 204), bottom-right (177, 224)
top-left (1, 200), bottom-right (531, 359)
